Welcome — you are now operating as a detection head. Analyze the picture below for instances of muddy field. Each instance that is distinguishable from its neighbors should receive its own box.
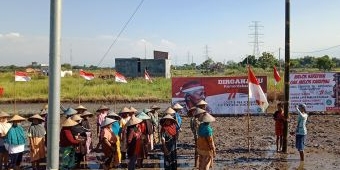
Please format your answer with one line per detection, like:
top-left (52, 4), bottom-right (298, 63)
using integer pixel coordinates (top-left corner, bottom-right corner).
top-left (2, 103), bottom-right (340, 169)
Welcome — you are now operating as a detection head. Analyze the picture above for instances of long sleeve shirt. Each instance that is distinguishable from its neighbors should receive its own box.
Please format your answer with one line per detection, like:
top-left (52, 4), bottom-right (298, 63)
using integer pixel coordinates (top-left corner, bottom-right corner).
top-left (60, 127), bottom-right (80, 147)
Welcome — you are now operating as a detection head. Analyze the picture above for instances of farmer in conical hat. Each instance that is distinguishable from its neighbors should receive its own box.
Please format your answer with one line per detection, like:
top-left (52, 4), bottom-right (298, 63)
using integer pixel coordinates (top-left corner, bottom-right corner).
top-left (75, 104), bottom-right (87, 115)
top-left (172, 103), bottom-right (183, 131)
top-left (100, 118), bottom-right (118, 169)
top-left (160, 114), bottom-right (179, 170)
top-left (0, 111), bottom-right (12, 169)
top-left (188, 106), bottom-right (200, 168)
top-left (60, 118), bottom-right (82, 169)
top-left (106, 112), bottom-right (122, 164)
top-left (79, 110), bottom-right (94, 166)
top-left (5, 115), bottom-right (26, 170)
top-left (149, 105), bottom-right (161, 144)
top-left (71, 114), bottom-right (88, 168)
top-left (27, 114), bottom-right (46, 170)
top-left (63, 107), bottom-right (78, 119)
top-left (136, 111), bottom-right (153, 159)
top-left (126, 115), bottom-right (143, 169)
top-left (118, 106), bottom-right (132, 160)
top-left (197, 113), bottom-right (216, 169)
top-left (94, 105), bottom-right (110, 152)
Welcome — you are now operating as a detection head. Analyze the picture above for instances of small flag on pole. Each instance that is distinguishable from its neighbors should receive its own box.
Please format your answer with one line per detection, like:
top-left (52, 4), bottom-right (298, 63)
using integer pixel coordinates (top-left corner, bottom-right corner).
top-left (273, 66), bottom-right (281, 85)
top-left (115, 72), bottom-right (127, 83)
top-left (144, 70), bottom-right (152, 82)
top-left (15, 71), bottom-right (31, 82)
top-left (79, 70), bottom-right (95, 80)
top-left (248, 66), bottom-right (269, 111)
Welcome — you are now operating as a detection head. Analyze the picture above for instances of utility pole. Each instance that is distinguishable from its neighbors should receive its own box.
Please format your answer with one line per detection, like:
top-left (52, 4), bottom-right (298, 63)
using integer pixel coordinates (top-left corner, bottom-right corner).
top-left (48, 0), bottom-right (62, 169)
top-left (282, 0), bottom-right (290, 153)
top-left (249, 21), bottom-right (263, 58)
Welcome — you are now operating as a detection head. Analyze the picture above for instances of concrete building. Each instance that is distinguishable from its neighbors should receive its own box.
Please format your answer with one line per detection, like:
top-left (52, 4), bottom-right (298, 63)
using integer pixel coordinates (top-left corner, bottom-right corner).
top-left (115, 58), bottom-right (171, 78)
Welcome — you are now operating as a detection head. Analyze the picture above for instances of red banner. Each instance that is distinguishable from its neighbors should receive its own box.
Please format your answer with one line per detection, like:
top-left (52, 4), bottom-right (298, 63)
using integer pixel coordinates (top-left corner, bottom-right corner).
top-left (172, 76), bottom-right (267, 115)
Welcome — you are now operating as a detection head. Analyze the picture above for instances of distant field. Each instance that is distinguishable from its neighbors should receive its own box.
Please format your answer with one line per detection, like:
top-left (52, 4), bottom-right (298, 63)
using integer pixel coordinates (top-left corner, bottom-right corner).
top-left (1, 68), bottom-right (333, 103)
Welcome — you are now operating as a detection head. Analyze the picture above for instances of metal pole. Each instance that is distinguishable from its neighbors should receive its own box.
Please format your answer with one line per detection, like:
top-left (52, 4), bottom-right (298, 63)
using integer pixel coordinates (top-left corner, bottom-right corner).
top-left (282, 0), bottom-right (290, 153)
top-left (47, 0), bottom-right (62, 169)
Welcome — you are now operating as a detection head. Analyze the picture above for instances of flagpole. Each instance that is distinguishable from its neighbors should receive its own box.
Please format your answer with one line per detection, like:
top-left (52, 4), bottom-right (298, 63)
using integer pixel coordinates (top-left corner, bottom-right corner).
top-left (78, 70), bottom-right (81, 105)
top-left (14, 70), bottom-right (16, 114)
top-left (247, 66), bottom-right (251, 153)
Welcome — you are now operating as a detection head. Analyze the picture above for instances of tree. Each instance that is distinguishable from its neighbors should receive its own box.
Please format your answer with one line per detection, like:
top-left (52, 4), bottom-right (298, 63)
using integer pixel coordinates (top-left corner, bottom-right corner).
top-left (257, 52), bottom-right (278, 70)
top-left (239, 55), bottom-right (256, 67)
top-left (316, 55), bottom-right (335, 71)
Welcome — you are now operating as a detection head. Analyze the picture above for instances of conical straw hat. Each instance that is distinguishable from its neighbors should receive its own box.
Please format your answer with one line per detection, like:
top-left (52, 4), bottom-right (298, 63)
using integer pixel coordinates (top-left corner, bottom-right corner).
top-left (0, 111), bottom-right (10, 118)
top-left (28, 114), bottom-right (45, 122)
top-left (164, 107), bottom-right (176, 115)
top-left (75, 105), bottom-right (87, 110)
top-left (8, 115), bottom-right (26, 122)
top-left (199, 113), bottom-right (215, 123)
top-left (40, 109), bottom-right (48, 116)
top-left (143, 108), bottom-right (152, 113)
top-left (194, 108), bottom-right (206, 116)
top-left (62, 118), bottom-right (78, 127)
top-left (136, 112), bottom-right (151, 120)
top-left (128, 106), bottom-right (137, 113)
top-left (80, 111), bottom-right (93, 117)
top-left (71, 114), bottom-right (83, 122)
top-left (63, 107), bottom-right (77, 116)
top-left (96, 105), bottom-right (110, 112)
top-left (196, 100), bottom-right (208, 106)
top-left (172, 103), bottom-right (183, 110)
top-left (126, 115), bottom-right (143, 127)
top-left (160, 114), bottom-right (178, 126)
top-left (150, 105), bottom-right (160, 110)
top-left (42, 104), bottom-right (48, 110)
top-left (101, 118), bottom-right (117, 128)
top-left (107, 111), bottom-right (121, 120)
top-left (120, 107), bottom-right (131, 114)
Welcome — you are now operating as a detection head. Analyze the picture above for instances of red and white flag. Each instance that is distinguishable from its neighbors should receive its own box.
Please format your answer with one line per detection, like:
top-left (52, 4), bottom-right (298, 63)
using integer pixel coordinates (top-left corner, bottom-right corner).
top-left (115, 72), bottom-right (127, 83)
top-left (248, 66), bottom-right (269, 111)
top-left (79, 70), bottom-right (95, 80)
top-left (144, 70), bottom-right (152, 82)
top-left (273, 66), bottom-right (281, 85)
top-left (15, 71), bottom-right (31, 82)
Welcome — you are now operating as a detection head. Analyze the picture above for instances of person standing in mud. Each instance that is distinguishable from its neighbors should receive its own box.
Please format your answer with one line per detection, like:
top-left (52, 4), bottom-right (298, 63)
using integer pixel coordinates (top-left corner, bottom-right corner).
top-left (120, 107), bottom-right (132, 160)
top-left (100, 118), bottom-right (118, 169)
top-left (80, 110), bottom-right (94, 167)
top-left (126, 115), bottom-right (143, 170)
top-left (94, 105), bottom-right (110, 151)
top-left (160, 114), bottom-right (178, 170)
top-left (188, 106), bottom-right (200, 168)
top-left (5, 115), bottom-right (27, 170)
top-left (172, 103), bottom-right (183, 132)
top-left (27, 114), bottom-right (46, 170)
top-left (60, 118), bottom-right (82, 169)
top-left (0, 112), bottom-right (12, 170)
top-left (136, 112), bottom-right (152, 168)
top-left (197, 113), bottom-right (216, 170)
top-left (273, 103), bottom-right (285, 152)
top-left (149, 105), bottom-right (161, 144)
top-left (294, 104), bottom-right (308, 162)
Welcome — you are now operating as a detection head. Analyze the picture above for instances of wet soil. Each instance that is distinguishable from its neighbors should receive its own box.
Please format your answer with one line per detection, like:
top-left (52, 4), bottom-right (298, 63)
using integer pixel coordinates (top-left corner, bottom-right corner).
top-left (2, 103), bottom-right (340, 169)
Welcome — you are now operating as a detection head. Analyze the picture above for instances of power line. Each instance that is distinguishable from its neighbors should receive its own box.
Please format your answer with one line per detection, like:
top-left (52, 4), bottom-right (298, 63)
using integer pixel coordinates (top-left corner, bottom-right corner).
top-left (96, 0), bottom-right (145, 67)
top-left (291, 45), bottom-right (340, 54)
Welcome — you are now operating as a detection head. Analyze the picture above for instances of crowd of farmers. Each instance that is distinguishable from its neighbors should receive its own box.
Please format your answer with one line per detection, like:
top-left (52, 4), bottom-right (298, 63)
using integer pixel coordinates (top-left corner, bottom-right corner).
top-left (0, 99), bottom-right (217, 170)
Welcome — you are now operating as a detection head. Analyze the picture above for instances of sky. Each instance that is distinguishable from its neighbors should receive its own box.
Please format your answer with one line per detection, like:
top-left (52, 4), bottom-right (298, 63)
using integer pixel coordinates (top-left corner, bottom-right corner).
top-left (0, 0), bottom-right (340, 67)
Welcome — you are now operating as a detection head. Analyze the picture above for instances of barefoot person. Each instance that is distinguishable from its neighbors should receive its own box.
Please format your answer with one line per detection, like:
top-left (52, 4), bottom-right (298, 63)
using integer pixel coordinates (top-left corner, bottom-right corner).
top-left (160, 114), bottom-right (178, 170)
top-left (27, 114), bottom-right (46, 170)
top-left (5, 115), bottom-right (26, 170)
top-left (0, 112), bottom-right (11, 170)
top-left (197, 113), bottom-right (216, 170)
top-left (295, 104), bottom-right (308, 162)
top-left (273, 102), bottom-right (285, 152)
